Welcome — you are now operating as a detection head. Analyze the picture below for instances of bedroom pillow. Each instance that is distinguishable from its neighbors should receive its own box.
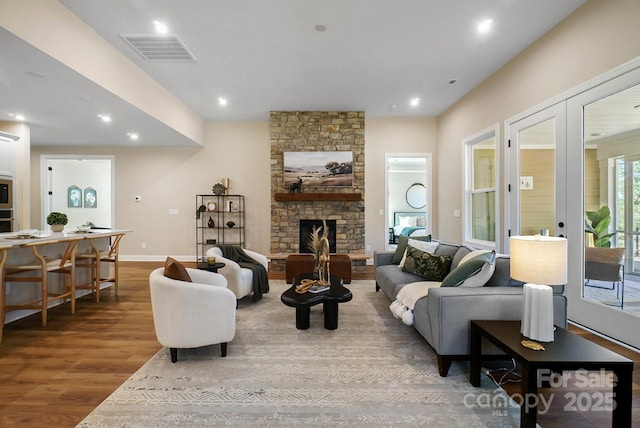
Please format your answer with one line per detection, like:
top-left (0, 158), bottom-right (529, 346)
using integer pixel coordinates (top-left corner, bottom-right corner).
top-left (441, 250), bottom-right (495, 287)
top-left (164, 257), bottom-right (192, 282)
top-left (401, 245), bottom-right (452, 281)
top-left (398, 216), bottom-right (417, 227)
top-left (392, 234), bottom-right (432, 264)
top-left (399, 239), bottom-right (439, 268)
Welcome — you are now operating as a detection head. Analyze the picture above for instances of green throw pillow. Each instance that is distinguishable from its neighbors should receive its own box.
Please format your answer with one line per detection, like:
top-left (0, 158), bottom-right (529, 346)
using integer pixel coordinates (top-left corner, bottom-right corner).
top-left (401, 245), bottom-right (452, 281)
top-left (392, 234), bottom-right (432, 264)
top-left (441, 251), bottom-right (495, 287)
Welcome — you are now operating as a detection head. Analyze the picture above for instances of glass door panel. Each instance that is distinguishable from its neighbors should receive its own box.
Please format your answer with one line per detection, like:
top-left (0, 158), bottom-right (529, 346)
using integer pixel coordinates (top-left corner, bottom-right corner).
top-left (632, 159), bottom-right (640, 275)
top-left (582, 83), bottom-right (640, 313)
top-left (508, 103), bottom-right (566, 249)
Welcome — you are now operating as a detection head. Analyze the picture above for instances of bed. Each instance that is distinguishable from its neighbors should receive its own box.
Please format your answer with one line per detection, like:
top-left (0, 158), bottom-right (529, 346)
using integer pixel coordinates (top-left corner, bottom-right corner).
top-left (391, 211), bottom-right (428, 243)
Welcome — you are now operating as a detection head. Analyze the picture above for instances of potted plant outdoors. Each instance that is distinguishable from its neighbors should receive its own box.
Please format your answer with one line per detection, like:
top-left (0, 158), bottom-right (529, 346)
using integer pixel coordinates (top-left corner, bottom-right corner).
top-left (47, 211), bottom-right (68, 232)
top-left (585, 205), bottom-right (616, 248)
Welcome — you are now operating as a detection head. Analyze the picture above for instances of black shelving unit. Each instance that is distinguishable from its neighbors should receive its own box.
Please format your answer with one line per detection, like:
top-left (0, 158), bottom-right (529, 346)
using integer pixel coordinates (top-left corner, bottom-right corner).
top-left (195, 194), bottom-right (245, 263)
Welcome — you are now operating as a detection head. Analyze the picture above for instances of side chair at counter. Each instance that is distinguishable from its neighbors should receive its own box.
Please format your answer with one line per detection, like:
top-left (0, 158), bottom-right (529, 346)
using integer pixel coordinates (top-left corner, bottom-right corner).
top-left (74, 232), bottom-right (125, 302)
top-left (3, 237), bottom-right (83, 328)
top-left (0, 244), bottom-right (11, 343)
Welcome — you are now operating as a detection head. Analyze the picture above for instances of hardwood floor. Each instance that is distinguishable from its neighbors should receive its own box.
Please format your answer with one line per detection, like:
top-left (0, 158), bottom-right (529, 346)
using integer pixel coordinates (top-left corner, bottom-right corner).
top-left (0, 262), bottom-right (162, 427)
top-left (0, 262), bottom-right (636, 427)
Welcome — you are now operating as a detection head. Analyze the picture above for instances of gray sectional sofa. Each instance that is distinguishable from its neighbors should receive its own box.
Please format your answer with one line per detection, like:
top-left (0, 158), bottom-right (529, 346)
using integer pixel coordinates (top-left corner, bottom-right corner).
top-left (374, 240), bottom-right (567, 376)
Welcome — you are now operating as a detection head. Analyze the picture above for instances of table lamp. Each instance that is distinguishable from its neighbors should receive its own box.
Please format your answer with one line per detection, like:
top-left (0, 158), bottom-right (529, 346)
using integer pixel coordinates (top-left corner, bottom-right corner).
top-left (510, 236), bottom-right (568, 342)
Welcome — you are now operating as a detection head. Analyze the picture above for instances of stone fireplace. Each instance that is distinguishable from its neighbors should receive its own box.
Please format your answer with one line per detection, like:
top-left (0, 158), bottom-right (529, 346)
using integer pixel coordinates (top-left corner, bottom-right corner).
top-left (270, 111), bottom-right (366, 274)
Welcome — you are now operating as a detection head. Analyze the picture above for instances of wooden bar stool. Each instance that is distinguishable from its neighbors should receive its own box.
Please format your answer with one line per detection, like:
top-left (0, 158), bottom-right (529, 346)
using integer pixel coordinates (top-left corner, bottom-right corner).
top-left (99, 233), bottom-right (124, 297)
top-left (75, 236), bottom-right (103, 302)
top-left (3, 237), bottom-right (82, 327)
top-left (75, 232), bottom-right (125, 301)
top-left (0, 244), bottom-right (12, 343)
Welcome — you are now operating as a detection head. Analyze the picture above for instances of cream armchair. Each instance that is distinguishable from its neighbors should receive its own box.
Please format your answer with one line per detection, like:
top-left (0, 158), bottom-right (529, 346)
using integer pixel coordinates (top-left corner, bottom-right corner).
top-left (149, 267), bottom-right (236, 363)
top-left (206, 247), bottom-right (269, 301)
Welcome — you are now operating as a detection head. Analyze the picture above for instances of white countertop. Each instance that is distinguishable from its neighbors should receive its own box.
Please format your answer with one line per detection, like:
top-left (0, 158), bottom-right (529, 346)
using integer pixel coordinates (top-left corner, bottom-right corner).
top-left (0, 228), bottom-right (132, 248)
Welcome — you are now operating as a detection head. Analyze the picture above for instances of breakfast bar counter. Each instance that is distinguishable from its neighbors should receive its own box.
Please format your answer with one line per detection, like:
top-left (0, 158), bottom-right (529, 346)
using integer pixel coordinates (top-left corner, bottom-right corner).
top-left (0, 229), bottom-right (131, 336)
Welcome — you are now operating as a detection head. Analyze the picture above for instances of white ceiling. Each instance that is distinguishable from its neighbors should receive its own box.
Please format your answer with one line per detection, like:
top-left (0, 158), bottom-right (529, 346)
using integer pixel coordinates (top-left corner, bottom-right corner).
top-left (1, 0), bottom-right (591, 146)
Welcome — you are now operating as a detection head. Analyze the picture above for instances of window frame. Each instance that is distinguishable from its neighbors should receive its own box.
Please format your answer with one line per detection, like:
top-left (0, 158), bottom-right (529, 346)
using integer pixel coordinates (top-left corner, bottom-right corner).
top-left (463, 124), bottom-right (499, 250)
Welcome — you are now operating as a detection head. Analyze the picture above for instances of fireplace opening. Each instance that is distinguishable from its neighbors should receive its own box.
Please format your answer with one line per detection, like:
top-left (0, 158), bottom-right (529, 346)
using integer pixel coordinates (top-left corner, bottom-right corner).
top-left (299, 220), bottom-right (337, 253)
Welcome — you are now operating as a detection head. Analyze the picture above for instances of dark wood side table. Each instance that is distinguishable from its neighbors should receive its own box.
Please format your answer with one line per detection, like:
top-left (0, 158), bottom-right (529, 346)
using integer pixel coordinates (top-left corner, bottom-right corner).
top-left (470, 320), bottom-right (633, 428)
top-left (196, 262), bottom-right (225, 273)
top-left (281, 273), bottom-right (352, 330)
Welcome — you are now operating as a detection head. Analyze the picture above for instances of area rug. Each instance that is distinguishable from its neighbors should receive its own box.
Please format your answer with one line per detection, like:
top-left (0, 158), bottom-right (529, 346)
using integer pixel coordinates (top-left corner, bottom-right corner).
top-left (77, 280), bottom-right (519, 427)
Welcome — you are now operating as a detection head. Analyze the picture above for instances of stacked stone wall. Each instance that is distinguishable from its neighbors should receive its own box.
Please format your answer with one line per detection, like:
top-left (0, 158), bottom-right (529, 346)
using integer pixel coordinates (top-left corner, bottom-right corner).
top-left (270, 111), bottom-right (365, 269)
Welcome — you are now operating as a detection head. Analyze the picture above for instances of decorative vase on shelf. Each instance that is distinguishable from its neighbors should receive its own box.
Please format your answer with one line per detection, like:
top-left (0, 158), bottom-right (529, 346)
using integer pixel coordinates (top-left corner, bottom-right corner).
top-left (212, 183), bottom-right (225, 195)
top-left (226, 221), bottom-right (235, 228)
top-left (208, 216), bottom-right (215, 228)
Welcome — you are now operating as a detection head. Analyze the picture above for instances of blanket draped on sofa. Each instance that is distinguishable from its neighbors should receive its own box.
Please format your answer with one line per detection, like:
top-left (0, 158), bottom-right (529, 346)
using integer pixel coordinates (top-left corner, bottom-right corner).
top-left (216, 244), bottom-right (269, 301)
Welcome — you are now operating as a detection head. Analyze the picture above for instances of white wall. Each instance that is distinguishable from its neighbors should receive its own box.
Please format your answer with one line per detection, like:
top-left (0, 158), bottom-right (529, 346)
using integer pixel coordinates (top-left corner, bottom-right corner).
top-left (436, 0), bottom-right (640, 243)
top-left (365, 118), bottom-right (437, 254)
top-left (47, 158), bottom-right (112, 229)
top-left (30, 118), bottom-right (436, 260)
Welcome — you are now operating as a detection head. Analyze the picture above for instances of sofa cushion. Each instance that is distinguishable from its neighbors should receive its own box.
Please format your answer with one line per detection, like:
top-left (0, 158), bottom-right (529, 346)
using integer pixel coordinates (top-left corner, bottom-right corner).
top-left (164, 257), bottom-right (192, 282)
top-left (442, 252), bottom-right (495, 287)
top-left (484, 255), bottom-right (524, 287)
top-left (399, 239), bottom-right (439, 268)
top-left (392, 234), bottom-right (432, 264)
top-left (401, 245), bottom-right (452, 281)
top-left (441, 250), bottom-right (496, 287)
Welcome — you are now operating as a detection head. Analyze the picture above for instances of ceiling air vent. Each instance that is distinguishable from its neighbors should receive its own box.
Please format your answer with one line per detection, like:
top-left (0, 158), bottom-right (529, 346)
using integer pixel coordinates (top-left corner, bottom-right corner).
top-left (120, 34), bottom-right (196, 61)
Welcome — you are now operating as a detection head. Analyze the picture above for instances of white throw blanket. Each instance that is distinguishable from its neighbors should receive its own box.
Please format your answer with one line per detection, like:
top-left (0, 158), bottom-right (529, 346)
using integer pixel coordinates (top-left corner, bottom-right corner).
top-left (390, 281), bottom-right (441, 326)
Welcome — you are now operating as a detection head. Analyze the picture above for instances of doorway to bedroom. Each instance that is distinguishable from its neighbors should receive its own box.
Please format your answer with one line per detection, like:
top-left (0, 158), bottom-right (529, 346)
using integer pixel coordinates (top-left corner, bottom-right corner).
top-left (385, 153), bottom-right (432, 250)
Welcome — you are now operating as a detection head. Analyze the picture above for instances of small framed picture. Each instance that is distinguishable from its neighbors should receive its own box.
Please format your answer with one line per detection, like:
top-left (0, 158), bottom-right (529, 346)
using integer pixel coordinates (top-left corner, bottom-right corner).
top-left (68, 185), bottom-right (82, 208)
top-left (84, 187), bottom-right (97, 208)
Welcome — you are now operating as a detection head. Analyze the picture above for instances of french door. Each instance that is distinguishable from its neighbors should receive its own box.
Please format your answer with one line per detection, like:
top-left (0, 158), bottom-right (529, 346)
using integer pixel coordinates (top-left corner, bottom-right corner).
top-left (507, 103), bottom-right (567, 248)
top-left (567, 68), bottom-right (640, 348)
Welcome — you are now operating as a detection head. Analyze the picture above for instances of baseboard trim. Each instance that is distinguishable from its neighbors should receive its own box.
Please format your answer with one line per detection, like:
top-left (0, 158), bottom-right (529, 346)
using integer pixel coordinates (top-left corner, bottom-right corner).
top-left (568, 319), bottom-right (640, 353)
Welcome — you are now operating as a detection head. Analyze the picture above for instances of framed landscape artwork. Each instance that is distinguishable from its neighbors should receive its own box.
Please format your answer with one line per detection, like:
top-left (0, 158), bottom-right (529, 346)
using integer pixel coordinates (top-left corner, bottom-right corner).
top-left (283, 151), bottom-right (353, 187)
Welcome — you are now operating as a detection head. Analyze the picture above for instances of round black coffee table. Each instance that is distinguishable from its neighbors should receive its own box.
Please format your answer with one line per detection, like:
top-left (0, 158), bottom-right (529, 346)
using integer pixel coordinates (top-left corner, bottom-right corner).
top-left (281, 273), bottom-right (352, 330)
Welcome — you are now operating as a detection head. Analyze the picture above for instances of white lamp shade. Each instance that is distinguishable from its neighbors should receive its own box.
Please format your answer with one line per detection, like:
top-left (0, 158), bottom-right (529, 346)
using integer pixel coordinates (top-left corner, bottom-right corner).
top-left (510, 236), bottom-right (568, 285)
top-left (510, 236), bottom-right (567, 343)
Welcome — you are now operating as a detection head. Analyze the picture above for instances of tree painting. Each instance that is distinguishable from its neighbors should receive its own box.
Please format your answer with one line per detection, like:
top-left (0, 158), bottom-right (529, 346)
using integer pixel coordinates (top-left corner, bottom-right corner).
top-left (284, 152), bottom-right (353, 187)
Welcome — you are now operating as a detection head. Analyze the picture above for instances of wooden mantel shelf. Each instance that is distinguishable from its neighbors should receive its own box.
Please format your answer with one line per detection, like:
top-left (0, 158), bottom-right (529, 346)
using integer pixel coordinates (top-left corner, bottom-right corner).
top-left (274, 192), bottom-right (361, 201)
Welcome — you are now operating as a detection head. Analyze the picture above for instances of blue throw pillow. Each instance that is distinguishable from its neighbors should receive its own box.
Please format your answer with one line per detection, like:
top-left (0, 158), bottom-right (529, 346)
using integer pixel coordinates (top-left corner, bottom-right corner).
top-left (441, 251), bottom-right (495, 287)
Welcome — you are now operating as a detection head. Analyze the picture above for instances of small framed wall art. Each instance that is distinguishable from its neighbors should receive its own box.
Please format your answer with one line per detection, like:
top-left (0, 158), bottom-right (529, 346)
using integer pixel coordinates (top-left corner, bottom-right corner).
top-left (84, 187), bottom-right (97, 208)
top-left (68, 185), bottom-right (82, 208)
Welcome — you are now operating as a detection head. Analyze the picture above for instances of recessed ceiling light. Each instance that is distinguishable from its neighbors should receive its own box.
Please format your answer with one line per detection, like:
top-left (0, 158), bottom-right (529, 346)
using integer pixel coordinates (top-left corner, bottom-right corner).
top-left (410, 97), bottom-right (420, 107)
top-left (315, 23), bottom-right (327, 32)
top-left (477, 19), bottom-right (493, 34)
top-left (127, 132), bottom-right (139, 141)
top-left (153, 20), bottom-right (168, 34)
top-left (389, 104), bottom-right (398, 111)
top-left (98, 114), bottom-right (112, 123)
top-left (217, 97), bottom-right (228, 106)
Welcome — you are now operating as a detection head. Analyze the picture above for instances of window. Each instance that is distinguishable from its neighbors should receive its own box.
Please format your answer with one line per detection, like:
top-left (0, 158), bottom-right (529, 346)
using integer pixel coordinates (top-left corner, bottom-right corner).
top-left (463, 126), bottom-right (498, 248)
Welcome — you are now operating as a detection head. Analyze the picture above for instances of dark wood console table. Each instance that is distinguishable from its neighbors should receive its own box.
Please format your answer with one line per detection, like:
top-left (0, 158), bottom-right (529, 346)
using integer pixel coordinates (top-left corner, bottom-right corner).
top-left (470, 320), bottom-right (633, 428)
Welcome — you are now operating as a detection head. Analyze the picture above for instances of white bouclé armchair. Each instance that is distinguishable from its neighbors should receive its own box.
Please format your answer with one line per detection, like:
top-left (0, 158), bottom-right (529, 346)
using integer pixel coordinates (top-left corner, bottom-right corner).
top-left (149, 267), bottom-right (236, 363)
top-left (206, 247), bottom-right (269, 300)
